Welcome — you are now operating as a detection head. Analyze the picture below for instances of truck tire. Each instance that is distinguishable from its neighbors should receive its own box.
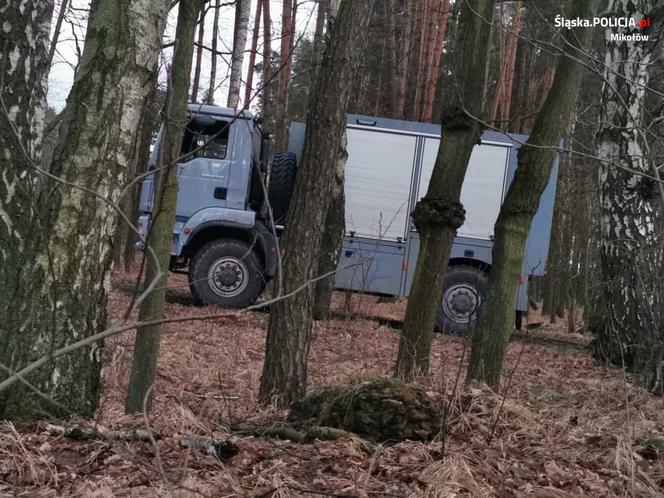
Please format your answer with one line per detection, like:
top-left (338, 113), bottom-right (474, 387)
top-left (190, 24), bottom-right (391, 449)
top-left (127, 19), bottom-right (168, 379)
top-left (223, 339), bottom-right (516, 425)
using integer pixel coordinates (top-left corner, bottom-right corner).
top-left (189, 239), bottom-right (264, 308)
top-left (268, 152), bottom-right (297, 224)
top-left (435, 265), bottom-right (488, 334)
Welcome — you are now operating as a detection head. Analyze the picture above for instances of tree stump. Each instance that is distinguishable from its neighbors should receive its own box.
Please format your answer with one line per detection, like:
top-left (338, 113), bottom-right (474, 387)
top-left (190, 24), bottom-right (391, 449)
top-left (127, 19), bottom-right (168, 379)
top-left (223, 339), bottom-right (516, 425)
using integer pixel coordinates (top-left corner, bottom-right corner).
top-left (287, 379), bottom-right (439, 442)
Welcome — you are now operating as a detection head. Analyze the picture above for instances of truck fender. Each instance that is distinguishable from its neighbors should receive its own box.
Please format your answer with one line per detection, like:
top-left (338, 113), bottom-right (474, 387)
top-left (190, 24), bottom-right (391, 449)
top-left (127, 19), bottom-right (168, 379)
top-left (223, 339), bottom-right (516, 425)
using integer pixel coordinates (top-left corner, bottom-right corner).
top-left (174, 207), bottom-right (256, 256)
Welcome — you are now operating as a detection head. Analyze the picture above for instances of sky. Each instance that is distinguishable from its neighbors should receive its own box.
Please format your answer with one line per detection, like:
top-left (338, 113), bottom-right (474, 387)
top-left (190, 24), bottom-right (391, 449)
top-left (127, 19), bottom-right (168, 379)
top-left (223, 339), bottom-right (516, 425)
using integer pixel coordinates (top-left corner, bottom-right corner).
top-left (47, 0), bottom-right (318, 112)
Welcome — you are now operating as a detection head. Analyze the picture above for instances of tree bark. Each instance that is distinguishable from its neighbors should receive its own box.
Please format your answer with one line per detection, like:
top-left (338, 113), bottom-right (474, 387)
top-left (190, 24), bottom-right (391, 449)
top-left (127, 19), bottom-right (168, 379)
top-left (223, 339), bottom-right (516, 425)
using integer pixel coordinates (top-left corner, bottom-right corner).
top-left (311, 0), bottom-right (328, 68)
top-left (593, 0), bottom-right (664, 392)
top-left (123, 86), bottom-right (161, 271)
top-left (261, 0), bottom-right (272, 126)
top-left (404, 0), bottom-right (427, 120)
top-left (273, 0), bottom-right (296, 152)
top-left (307, 0), bottom-right (329, 101)
top-left (489, 1), bottom-right (521, 128)
top-left (125, 0), bottom-right (202, 414)
top-left (383, 0), bottom-right (398, 118)
top-left (395, 0), bottom-right (413, 119)
top-left (259, 0), bottom-right (375, 408)
top-left (466, 0), bottom-right (594, 389)
top-left (414, 0), bottom-right (436, 121)
top-left (0, 0), bottom-right (170, 420)
top-left (243, 0), bottom-right (263, 107)
top-left (0, 0), bottom-right (53, 419)
top-left (191, 4), bottom-right (207, 103)
top-left (394, 0), bottom-right (495, 381)
top-left (205, 0), bottom-right (220, 104)
top-left (313, 131), bottom-right (347, 320)
top-left (421, 0), bottom-right (450, 123)
top-left (227, 0), bottom-right (251, 108)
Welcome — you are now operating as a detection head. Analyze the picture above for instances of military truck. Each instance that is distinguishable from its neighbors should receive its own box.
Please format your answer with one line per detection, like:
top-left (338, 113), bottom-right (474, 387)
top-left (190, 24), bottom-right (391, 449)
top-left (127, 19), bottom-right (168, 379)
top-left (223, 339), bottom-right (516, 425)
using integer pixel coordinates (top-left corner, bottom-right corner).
top-left (137, 105), bottom-right (558, 332)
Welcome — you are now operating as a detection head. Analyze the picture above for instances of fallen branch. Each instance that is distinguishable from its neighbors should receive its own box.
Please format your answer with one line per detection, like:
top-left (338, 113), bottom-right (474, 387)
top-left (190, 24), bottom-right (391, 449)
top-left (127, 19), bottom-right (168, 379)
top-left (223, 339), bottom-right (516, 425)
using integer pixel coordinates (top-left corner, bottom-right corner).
top-left (44, 423), bottom-right (158, 442)
top-left (233, 423), bottom-right (377, 454)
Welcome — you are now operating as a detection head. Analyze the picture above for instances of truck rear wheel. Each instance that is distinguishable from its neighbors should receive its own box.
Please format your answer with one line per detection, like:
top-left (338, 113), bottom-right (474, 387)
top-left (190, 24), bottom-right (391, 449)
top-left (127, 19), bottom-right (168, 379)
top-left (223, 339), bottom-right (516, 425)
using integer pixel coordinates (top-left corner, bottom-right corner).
top-left (435, 265), bottom-right (488, 334)
top-left (268, 152), bottom-right (297, 224)
top-left (189, 239), bottom-right (264, 308)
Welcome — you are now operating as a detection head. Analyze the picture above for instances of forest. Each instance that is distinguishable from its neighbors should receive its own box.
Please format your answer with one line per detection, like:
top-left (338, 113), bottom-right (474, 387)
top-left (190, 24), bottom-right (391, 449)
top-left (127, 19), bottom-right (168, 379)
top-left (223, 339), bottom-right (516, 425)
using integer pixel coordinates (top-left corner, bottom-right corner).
top-left (1, 0), bottom-right (664, 496)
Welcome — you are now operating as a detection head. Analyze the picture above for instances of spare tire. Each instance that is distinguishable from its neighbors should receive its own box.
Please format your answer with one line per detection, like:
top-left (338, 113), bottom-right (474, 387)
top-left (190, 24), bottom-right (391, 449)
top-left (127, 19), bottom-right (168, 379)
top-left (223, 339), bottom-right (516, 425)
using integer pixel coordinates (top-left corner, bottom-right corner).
top-left (268, 152), bottom-right (297, 224)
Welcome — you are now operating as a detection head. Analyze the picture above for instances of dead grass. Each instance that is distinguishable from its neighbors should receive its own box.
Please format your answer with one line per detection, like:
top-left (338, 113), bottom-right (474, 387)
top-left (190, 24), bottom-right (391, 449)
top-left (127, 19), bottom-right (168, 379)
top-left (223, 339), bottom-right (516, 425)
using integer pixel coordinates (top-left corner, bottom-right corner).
top-left (1, 267), bottom-right (664, 497)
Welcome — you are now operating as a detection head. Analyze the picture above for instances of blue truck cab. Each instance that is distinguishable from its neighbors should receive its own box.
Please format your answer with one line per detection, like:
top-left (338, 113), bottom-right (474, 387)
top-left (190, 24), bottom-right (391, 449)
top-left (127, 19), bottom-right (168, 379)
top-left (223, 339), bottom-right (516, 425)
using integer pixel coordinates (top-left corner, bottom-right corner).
top-left (137, 104), bottom-right (295, 307)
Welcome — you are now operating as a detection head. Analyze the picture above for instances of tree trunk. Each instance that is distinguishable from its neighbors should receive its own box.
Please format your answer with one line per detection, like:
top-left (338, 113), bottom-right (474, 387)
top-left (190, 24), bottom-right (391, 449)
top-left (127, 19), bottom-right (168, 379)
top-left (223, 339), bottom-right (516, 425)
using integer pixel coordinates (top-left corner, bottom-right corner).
top-left (0, 0), bottom-right (53, 419)
top-left (227, 0), bottom-right (250, 108)
top-left (394, 0), bottom-right (495, 381)
top-left (500, 2), bottom-right (521, 125)
top-left (261, 0), bottom-right (272, 125)
top-left (466, 0), bottom-right (594, 389)
top-left (273, 0), bottom-right (296, 152)
top-left (430, 0), bottom-right (462, 123)
top-left (47, 0), bottom-right (69, 67)
top-left (421, 0), bottom-right (450, 123)
top-left (191, 4), bottom-right (206, 103)
top-left (404, 0), bottom-right (427, 120)
top-left (123, 86), bottom-right (161, 272)
top-left (125, 0), bottom-right (202, 414)
top-left (383, 0), bottom-right (398, 118)
top-left (414, 0), bottom-right (436, 121)
top-left (259, 0), bottom-right (375, 408)
top-left (593, 0), bottom-right (664, 392)
top-left (205, 0), bottom-right (220, 104)
top-left (243, 0), bottom-right (263, 107)
top-left (311, 0), bottom-right (328, 67)
top-left (308, 0), bottom-right (329, 100)
top-left (313, 131), bottom-right (347, 320)
top-left (0, 0), bottom-right (170, 420)
top-left (395, 0), bottom-right (413, 119)
top-left (489, 1), bottom-right (521, 128)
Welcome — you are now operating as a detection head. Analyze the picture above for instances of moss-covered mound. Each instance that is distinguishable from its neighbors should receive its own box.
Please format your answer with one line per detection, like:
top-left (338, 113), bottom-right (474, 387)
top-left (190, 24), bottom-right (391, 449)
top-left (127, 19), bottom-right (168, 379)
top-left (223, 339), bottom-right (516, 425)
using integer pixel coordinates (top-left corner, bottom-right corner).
top-left (287, 378), bottom-right (439, 442)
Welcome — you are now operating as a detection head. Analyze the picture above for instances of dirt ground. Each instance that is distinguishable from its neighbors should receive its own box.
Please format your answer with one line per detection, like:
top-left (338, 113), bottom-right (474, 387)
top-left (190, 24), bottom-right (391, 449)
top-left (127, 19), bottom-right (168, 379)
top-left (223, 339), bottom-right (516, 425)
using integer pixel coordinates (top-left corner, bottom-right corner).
top-left (2, 268), bottom-right (664, 497)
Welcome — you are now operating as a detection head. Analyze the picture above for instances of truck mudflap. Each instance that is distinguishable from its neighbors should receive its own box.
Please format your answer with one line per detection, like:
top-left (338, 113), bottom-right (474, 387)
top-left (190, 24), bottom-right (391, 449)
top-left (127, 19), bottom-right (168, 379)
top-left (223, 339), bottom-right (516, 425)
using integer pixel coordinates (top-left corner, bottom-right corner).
top-left (254, 222), bottom-right (279, 279)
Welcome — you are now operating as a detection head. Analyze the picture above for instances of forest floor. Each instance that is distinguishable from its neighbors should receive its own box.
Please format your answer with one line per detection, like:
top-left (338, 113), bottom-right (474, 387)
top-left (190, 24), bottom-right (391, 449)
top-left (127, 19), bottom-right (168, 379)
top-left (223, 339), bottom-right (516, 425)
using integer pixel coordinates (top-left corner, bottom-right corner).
top-left (2, 268), bottom-right (664, 497)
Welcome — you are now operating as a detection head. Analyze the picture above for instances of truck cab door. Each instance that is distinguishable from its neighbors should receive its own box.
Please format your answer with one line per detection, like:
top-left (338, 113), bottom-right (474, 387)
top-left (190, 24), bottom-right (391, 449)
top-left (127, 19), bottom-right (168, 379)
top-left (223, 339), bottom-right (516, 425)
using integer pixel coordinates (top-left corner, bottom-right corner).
top-left (176, 118), bottom-right (235, 218)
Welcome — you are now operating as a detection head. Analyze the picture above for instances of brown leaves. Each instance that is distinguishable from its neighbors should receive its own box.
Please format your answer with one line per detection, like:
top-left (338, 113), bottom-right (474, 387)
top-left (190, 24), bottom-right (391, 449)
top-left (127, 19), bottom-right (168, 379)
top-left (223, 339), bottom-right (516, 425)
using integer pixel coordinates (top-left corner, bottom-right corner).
top-left (3, 272), bottom-right (664, 496)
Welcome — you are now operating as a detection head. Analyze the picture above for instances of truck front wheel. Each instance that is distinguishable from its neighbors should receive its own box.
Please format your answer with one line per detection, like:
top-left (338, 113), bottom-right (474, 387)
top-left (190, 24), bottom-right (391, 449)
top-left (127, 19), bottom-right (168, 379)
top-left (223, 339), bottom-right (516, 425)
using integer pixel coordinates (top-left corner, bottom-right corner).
top-left (435, 265), bottom-right (488, 334)
top-left (189, 239), bottom-right (265, 308)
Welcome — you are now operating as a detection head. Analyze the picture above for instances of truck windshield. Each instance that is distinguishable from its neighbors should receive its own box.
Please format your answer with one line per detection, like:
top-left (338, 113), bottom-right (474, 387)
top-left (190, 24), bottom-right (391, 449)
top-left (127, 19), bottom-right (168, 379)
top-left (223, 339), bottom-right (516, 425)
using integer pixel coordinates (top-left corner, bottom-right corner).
top-left (181, 120), bottom-right (230, 161)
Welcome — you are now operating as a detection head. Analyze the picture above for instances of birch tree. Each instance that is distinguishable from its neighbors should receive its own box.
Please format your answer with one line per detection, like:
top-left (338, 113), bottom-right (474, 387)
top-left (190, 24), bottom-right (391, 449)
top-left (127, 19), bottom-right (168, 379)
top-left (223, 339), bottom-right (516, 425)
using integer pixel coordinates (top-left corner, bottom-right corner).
top-left (395, 0), bottom-right (496, 381)
top-left (593, 0), bottom-right (664, 391)
top-left (0, 0), bottom-right (170, 419)
top-left (0, 0), bottom-right (53, 419)
top-left (259, 0), bottom-right (376, 407)
top-left (228, 0), bottom-right (251, 108)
